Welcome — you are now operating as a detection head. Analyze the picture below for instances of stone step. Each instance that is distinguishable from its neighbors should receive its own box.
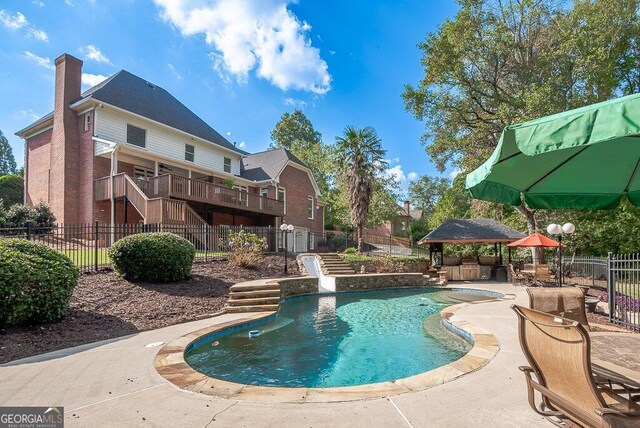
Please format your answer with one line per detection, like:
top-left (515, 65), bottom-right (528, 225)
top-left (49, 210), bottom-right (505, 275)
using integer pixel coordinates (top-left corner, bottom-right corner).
top-left (229, 290), bottom-right (281, 299)
top-left (226, 305), bottom-right (280, 313)
top-left (228, 297), bottom-right (280, 306)
top-left (229, 283), bottom-right (280, 292)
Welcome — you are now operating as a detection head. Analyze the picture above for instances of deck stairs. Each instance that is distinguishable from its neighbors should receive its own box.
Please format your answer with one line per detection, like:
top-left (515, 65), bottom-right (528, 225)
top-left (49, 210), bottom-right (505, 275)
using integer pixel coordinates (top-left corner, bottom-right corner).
top-left (101, 173), bottom-right (208, 248)
top-left (226, 280), bottom-right (281, 313)
top-left (317, 253), bottom-right (355, 275)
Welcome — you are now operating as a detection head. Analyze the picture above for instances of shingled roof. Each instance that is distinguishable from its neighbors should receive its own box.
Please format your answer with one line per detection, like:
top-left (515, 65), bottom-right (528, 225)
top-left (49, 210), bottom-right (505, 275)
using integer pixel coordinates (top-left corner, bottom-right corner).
top-left (419, 218), bottom-right (526, 244)
top-left (18, 70), bottom-right (245, 154)
top-left (240, 148), bottom-right (311, 181)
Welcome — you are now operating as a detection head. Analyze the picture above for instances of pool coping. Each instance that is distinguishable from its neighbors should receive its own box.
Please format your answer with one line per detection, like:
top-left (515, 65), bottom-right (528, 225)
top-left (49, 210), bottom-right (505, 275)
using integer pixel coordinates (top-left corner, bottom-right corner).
top-left (154, 285), bottom-right (514, 403)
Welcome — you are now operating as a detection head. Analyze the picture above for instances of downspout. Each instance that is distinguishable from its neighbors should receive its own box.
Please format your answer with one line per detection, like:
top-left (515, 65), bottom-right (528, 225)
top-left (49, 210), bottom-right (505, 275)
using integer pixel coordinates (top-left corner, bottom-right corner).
top-left (109, 144), bottom-right (120, 245)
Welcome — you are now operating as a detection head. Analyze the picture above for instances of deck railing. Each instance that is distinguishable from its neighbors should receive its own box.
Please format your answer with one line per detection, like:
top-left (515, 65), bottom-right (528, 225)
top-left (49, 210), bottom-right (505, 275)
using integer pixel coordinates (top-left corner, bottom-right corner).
top-left (143, 174), bottom-right (285, 216)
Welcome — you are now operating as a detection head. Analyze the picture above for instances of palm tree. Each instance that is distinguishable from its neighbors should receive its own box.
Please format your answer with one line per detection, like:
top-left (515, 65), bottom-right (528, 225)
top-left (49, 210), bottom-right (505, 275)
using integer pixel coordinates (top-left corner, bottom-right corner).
top-left (335, 126), bottom-right (387, 252)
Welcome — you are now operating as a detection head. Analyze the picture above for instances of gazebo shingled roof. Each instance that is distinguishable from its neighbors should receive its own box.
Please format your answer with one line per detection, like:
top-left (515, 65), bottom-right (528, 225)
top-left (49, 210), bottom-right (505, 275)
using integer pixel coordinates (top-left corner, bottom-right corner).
top-left (418, 218), bottom-right (526, 245)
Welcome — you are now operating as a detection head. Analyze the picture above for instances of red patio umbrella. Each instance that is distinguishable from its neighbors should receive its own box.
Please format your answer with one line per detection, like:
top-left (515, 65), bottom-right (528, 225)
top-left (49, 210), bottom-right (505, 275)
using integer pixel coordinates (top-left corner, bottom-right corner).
top-left (507, 232), bottom-right (562, 248)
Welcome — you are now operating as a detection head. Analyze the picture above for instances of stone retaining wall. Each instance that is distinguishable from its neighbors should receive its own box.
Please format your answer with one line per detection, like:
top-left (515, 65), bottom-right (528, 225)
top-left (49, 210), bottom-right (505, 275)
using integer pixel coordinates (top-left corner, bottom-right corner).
top-left (277, 277), bottom-right (318, 298)
top-left (349, 260), bottom-right (429, 274)
top-left (334, 273), bottom-right (429, 292)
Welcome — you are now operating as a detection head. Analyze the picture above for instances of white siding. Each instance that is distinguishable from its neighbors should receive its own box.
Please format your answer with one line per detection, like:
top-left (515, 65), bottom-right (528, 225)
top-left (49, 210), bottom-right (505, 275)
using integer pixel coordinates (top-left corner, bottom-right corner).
top-left (94, 140), bottom-right (112, 156)
top-left (94, 107), bottom-right (242, 175)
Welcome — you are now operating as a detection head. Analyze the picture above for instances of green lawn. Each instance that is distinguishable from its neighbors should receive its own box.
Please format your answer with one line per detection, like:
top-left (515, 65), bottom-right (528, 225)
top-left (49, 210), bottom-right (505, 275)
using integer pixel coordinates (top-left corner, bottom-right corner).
top-left (61, 249), bottom-right (230, 268)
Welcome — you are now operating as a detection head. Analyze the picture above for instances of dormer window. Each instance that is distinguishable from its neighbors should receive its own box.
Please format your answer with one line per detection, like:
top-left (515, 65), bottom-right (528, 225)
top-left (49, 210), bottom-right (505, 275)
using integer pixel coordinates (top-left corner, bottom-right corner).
top-left (185, 144), bottom-right (194, 162)
top-left (223, 157), bottom-right (232, 173)
top-left (127, 124), bottom-right (146, 148)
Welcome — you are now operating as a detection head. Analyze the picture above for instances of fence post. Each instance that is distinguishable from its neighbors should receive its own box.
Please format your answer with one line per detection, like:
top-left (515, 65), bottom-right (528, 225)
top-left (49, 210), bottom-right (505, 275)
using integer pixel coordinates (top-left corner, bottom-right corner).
top-left (607, 252), bottom-right (615, 323)
top-left (94, 221), bottom-right (99, 271)
top-left (205, 224), bottom-right (209, 262)
top-left (26, 221), bottom-right (32, 241)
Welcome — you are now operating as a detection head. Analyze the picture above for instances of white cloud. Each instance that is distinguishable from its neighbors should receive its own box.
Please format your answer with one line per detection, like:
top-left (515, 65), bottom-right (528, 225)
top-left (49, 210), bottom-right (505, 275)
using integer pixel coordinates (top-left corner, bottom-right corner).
top-left (32, 1), bottom-right (45, 8)
top-left (82, 73), bottom-right (108, 87)
top-left (238, 141), bottom-right (246, 148)
top-left (407, 172), bottom-right (418, 182)
top-left (24, 51), bottom-right (54, 70)
top-left (154, 0), bottom-right (331, 94)
top-left (82, 44), bottom-right (110, 63)
top-left (168, 63), bottom-right (182, 80)
top-left (29, 28), bottom-right (48, 42)
top-left (20, 109), bottom-right (40, 121)
top-left (226, 131), bottom-right (231, 136)
top-left (283, 97), bottom-right (306, 109)
top-left (0, 10), bottom-right (27, 30)
top-left (449, 167), bottom-right (462, 180)
top-left (386, 164), bottom-right (406, 183)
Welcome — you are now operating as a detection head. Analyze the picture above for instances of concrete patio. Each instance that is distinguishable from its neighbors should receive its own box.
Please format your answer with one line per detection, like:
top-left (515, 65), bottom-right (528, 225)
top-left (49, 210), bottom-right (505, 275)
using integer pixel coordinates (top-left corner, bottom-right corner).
top-left (0, 283), bottom-right (548, 427)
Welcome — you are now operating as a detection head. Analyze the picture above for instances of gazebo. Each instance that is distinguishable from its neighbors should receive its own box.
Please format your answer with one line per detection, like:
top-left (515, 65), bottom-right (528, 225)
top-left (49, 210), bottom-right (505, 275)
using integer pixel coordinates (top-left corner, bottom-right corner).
top-left (419, 218), bottom-right (526, 269)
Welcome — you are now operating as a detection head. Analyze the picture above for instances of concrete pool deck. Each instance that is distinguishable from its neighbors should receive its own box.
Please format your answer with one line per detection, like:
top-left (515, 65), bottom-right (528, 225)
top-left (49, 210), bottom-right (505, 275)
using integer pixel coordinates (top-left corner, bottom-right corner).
top-left (0, 282), bottom-right (547, 427)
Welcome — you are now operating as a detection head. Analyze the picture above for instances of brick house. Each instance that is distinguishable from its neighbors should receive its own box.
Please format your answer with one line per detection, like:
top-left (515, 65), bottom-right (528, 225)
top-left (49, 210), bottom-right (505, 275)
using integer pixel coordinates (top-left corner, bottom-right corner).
top-left (16, 53), bottom-right (324, 251)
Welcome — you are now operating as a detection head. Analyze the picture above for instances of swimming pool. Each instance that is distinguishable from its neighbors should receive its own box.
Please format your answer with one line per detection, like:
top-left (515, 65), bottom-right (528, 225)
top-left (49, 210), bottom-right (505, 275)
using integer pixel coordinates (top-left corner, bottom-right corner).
top-left (184, 288), bottom-right (499, 388)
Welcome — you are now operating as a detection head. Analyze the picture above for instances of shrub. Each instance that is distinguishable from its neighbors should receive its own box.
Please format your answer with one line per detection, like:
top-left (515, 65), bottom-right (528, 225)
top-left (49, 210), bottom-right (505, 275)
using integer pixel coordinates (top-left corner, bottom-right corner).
top-left (108, 232), bottom-right (195, 282)
top-left (374, 255), bottom-right (406, 273)
top-left (343, 247), bottom-right (357, 254)
top-left (228, 230), bottom-right (267, 268)
top-left (29, 202), bottom-right (56, 228)
top-left (0, 239), bottom-right (79, 325)
top-left (5, 203), bottom-right (31, 226)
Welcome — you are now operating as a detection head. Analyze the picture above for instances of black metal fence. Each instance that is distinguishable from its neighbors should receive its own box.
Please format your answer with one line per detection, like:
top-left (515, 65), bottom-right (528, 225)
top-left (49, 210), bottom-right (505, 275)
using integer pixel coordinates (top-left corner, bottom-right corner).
top-left (0, 222), bottom-right (280, 272)
top-left (310, 230), bottom-right (427, 257)
top-left (607, 253), bottom-right (640, 330)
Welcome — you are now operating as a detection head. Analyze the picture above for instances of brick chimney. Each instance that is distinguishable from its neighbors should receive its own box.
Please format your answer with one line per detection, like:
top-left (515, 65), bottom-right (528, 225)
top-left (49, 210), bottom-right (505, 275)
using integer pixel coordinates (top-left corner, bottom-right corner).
top-left (404, 200), bottom-right (411, 216)
top-left (49, 53), bottom-right (83, 224)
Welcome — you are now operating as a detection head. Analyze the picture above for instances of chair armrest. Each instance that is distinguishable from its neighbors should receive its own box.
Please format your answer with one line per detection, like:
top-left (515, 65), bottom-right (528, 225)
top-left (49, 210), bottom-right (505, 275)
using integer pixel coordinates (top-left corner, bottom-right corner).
top-left (519, 366), bottom-right (535, 374)
top-left (595, 407), bottom-right (640, 418)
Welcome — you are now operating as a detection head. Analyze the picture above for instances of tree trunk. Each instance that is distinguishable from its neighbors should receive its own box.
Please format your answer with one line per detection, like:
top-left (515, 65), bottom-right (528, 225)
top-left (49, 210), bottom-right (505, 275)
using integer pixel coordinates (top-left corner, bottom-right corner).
top-left (357, 224), bottom-right (364, 252)
top-left (515, 204), bottom-right (543, 264)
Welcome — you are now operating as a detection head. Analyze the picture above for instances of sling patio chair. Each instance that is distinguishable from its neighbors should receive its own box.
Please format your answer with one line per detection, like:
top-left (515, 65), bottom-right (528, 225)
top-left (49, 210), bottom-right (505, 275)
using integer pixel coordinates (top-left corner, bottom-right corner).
top-left (527, 288), bottom-right (640, 401)
top-left (508, 263), bottom-right (528, 286)
top-left (512, 305), bottom-right (640, 427)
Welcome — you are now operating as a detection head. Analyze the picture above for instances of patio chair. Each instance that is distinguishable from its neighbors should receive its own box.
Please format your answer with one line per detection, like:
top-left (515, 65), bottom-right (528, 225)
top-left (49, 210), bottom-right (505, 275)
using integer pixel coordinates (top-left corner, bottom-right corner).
top-left (527, 287), bottom-right (590, 330)
top-left (527, 288), bottom-right (640, 399)
top-left (512, 305), bottom-right (640, 427)
top-left (534, 264), bottom-right (554, 284)
top-left (508, 263), bottom-right (528, 286)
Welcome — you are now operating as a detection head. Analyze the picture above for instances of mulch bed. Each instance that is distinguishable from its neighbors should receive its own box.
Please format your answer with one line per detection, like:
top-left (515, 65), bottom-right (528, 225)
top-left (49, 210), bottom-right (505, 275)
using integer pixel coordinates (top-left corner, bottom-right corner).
top-left (0, 255), bottom-right (299, 364)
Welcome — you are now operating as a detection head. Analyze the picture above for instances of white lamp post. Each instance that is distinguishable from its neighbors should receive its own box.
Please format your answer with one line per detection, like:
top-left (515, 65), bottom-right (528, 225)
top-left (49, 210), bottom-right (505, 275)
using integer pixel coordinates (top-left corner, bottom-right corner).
top-left (546, 222), bottom-right (575, 286)
top-left (280, 223), bottom-right (295, 274)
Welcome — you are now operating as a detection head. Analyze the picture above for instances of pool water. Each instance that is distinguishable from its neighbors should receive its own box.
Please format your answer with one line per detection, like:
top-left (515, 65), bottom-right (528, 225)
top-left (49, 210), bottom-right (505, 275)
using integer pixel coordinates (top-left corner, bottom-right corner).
top-left (185, 288), bottom-right (489, 388)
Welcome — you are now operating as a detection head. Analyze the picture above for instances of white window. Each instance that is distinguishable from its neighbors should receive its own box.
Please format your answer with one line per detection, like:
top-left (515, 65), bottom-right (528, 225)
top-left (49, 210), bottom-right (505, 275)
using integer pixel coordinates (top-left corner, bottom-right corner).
top-left (84, 113), bottom-right (91, 132)
top-left (223, 157), bottom-right (232, 173)
top-left (277, 187), bottom-right (286, 214)
top-left (127, 124), bottom-right (146, 148)
top-left (307, 196), bottom-right (314, 220)
top-left (260, 187), bottom-right (268, 198)
top-left (185, 144), bottom-right (195, 162)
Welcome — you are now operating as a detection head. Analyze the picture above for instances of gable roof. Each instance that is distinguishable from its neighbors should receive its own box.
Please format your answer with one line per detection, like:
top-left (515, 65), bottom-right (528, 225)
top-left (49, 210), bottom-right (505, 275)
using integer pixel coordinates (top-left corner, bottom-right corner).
top-left (18, 70), bottom-right (245, 154)
top-left (419, 218), bottom-right (526, 244)
top-left (240, 147), bottom-right (311, 181)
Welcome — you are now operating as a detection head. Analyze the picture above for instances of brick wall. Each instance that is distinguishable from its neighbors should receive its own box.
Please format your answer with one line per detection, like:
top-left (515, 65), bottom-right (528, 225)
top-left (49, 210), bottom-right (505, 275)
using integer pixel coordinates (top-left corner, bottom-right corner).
top-left (334, 273), bottom-right (429, 292)
top-left (78, 110), bottom-right (95, 224)
top-left (48, 54), bottom-right (83, 224)
top-left (25, 129), bottom-right (52, 206)
top-left (278, 165), bottom-right (323, 232)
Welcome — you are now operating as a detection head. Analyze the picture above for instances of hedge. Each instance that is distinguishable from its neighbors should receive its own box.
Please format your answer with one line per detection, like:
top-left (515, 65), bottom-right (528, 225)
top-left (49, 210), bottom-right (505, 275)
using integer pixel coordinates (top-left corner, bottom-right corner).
top-left (0, 239), bottom-right (79, 325)
top-left (108, 232), bottom-right (195, 282)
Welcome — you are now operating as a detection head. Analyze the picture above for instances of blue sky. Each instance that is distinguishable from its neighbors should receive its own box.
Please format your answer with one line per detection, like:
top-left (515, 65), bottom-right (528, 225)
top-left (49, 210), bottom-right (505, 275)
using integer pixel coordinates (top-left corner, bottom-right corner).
top-left (0, 0), bottom-right (459, 195)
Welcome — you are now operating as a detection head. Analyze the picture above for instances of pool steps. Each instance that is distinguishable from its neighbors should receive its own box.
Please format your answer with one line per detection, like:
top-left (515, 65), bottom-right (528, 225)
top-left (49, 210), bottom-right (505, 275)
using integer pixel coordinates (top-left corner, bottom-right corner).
top-left (227, 281), bottom-right (281, 313)
top-left (316, 253), bottom-right (355, 275)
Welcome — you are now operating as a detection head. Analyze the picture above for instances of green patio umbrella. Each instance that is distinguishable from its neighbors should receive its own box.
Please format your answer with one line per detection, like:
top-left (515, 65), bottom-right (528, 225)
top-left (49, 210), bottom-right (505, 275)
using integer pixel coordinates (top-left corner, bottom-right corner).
top-left (465, 93), bottom-right (640, 209)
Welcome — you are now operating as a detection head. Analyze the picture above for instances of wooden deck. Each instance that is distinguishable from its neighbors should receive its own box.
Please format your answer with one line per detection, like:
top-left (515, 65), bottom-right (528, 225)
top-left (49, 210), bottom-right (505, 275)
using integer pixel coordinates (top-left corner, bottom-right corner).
top-left (95, 173), bottom-right (285, 217)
